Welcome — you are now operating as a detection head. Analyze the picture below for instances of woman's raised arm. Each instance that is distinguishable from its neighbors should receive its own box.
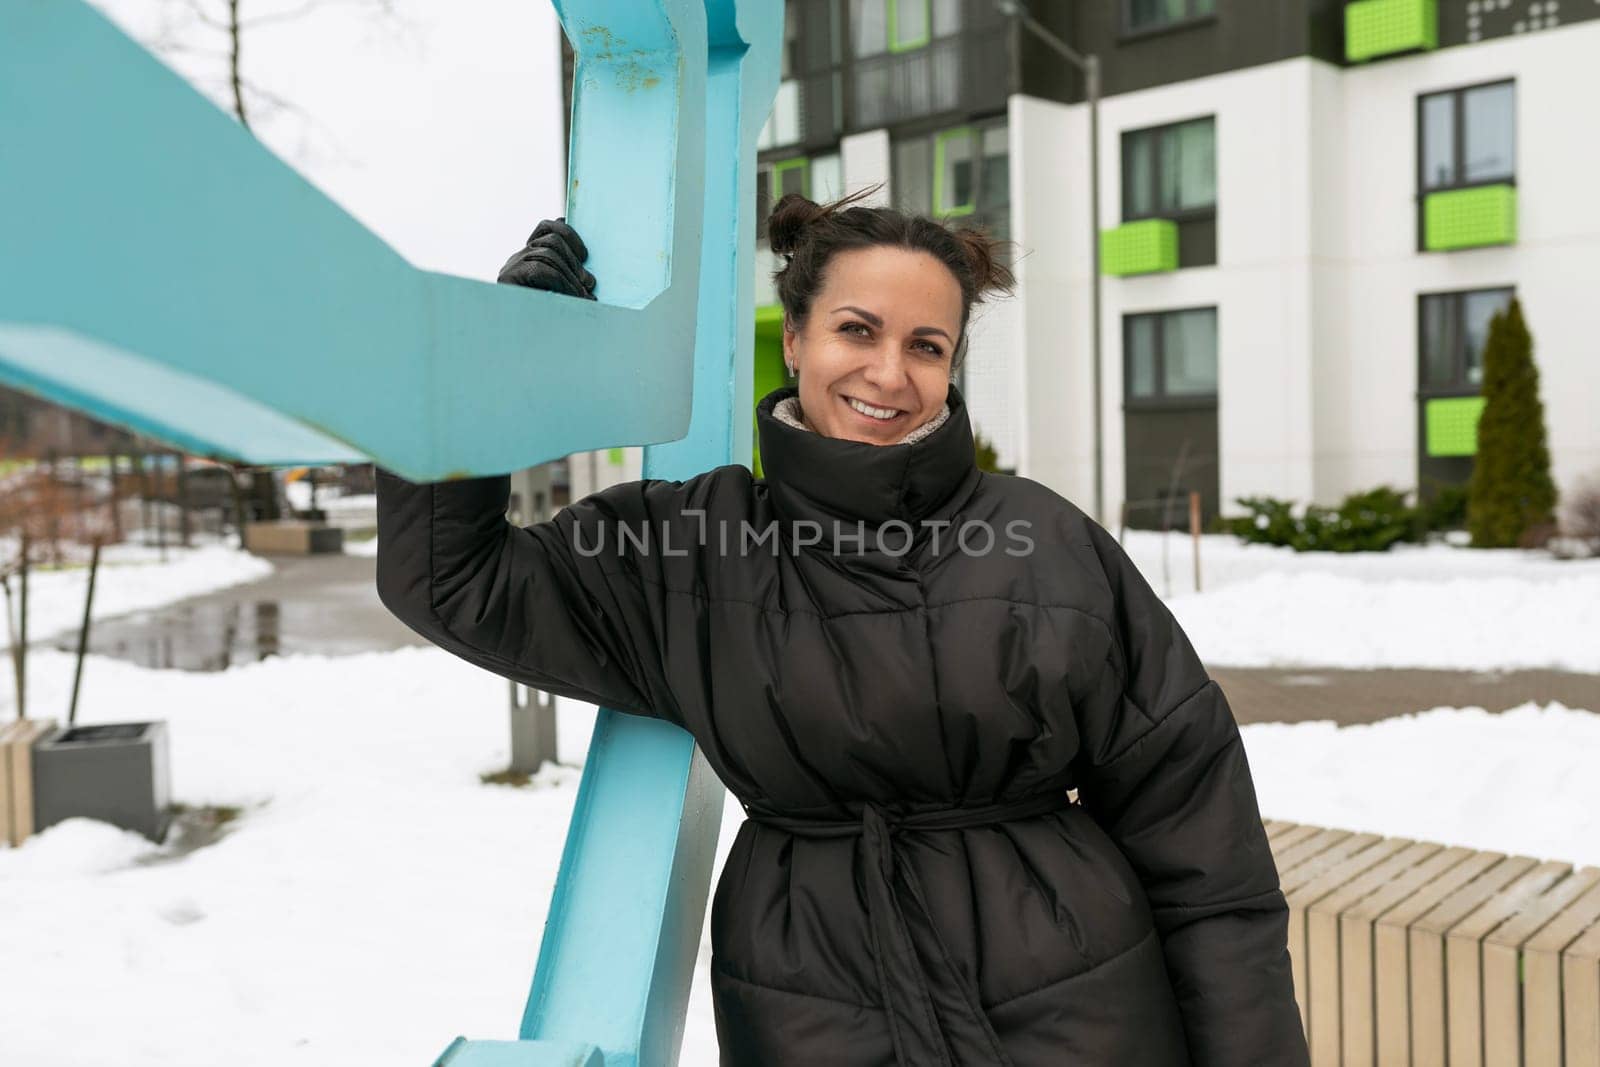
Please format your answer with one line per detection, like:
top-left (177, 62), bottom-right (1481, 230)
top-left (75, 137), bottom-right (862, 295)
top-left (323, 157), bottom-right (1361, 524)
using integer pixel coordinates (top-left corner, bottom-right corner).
top-left (375, 468), bottom-right (693, 719)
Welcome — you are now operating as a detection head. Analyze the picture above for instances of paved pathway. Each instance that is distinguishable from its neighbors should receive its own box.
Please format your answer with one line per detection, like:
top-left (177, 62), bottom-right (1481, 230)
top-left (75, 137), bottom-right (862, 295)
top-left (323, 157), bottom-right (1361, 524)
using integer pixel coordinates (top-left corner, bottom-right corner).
top-left (54, 551), bottom-right (426, 671)
top-left (1215, 666), bottom-right (1599, 725)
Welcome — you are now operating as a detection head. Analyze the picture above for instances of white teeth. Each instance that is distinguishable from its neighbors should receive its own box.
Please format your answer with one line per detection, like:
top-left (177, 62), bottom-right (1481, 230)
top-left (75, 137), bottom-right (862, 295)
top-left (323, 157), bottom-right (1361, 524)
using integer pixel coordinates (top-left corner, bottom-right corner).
top-left (846, 397), bottom-right (902, 421)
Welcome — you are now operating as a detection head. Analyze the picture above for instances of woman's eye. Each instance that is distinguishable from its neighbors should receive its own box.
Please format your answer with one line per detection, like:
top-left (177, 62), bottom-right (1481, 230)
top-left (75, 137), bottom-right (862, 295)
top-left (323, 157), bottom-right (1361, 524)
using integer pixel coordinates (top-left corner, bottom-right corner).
top-left (914, 341), bottom-right (943, 357)
top-left (840, 322), bottom-right (869, 337)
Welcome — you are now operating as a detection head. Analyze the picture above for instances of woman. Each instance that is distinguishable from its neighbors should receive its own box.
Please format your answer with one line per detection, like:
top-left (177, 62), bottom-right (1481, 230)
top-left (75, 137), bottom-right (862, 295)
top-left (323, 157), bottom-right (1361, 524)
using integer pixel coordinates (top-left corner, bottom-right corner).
top-left (376, 193), bottom-right (1310, 1066)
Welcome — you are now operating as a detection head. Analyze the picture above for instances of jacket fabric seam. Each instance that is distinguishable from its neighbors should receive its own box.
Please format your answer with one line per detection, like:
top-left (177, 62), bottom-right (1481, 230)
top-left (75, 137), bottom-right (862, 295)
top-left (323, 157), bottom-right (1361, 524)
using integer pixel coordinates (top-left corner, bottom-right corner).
top-left (983, 925), bottom-right (1162, 1011)
top-left (617, 569), bottom-right (1116, 635)
top-left (1099, 679), bottom-right (1221, 769)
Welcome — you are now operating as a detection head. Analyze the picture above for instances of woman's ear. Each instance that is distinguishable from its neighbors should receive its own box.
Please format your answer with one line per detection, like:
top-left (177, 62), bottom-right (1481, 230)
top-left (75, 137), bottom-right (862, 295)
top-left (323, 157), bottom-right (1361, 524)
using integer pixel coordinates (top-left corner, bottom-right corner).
top-left (782, 322), bottom-right (799, 377)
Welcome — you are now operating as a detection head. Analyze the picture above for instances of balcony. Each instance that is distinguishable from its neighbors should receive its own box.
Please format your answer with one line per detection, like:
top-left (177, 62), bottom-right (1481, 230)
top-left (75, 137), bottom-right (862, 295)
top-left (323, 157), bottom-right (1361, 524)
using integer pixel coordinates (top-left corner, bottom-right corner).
top-left (1101, 220), bottom-right (1179, 277)
top-left (1424, 184), bottom-right (1517, 252)
top-left (1425, 396), bottom-right (1486, 457)
top-left (1346, 0), bottom-right (1438, 63)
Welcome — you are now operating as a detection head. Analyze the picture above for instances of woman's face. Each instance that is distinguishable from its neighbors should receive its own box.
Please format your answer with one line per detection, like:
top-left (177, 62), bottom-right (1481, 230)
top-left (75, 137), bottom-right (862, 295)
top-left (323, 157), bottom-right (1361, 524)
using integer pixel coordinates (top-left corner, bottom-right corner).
top-left (783, 245), bottom-right (963, 445)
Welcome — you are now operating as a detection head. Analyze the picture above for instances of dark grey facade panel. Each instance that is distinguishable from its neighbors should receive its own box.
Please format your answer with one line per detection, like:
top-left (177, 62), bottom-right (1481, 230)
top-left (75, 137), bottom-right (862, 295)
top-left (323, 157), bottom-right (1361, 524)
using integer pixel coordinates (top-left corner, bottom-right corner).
top-left (1437, 2), bottom-right (1600, 48)
top-left (1016, 1), bottom-right (1597, 106)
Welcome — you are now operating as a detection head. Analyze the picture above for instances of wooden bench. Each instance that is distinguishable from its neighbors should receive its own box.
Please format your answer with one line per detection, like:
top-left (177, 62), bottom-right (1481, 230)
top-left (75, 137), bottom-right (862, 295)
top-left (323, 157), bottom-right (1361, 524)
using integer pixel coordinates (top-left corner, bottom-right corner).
top-left (1267, 819), bottom-right (1600, 1066)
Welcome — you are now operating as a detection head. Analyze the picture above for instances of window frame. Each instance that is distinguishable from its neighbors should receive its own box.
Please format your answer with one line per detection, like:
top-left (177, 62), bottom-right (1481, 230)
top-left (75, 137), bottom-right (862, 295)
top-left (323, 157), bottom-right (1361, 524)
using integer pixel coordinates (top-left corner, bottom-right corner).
top-left (933, 126), bottom-right (977, 217)
top-left (1120, 115), bottom-right (1217, 224)
top-left (1120, 0), bottom-right (1218, 40)
top-left (887, 0), bottom-right (931, 53)
top-left (892, 117), bottom-right (1009, 232)
top-left (1122, 305), bottom-right (1220, 411)
top-left (1415, 79), bottom-right (1517, 196)
top-left (1416, 286), bottom-right (1516, 398)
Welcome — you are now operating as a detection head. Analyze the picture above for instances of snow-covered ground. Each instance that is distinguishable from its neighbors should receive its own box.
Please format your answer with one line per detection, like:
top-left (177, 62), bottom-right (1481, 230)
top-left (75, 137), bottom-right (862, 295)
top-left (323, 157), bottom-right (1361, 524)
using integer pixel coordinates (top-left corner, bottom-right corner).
top-left (1, 642), bottom-right (1595, 1066)
top-left (0, 541), bottom-right (272, 651)
top-left (0, 644), bottom-right (735, 1066)
top-left (2, 537), bottom-right (1596, 1065)
top-left (1121, 531), bottom-right (1600, 671)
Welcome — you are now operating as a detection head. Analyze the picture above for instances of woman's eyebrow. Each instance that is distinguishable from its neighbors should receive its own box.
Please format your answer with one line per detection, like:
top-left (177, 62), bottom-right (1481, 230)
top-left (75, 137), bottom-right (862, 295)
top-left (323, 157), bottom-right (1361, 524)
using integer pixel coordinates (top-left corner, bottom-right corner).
top-left (833, 305), bottom-right (953, 343)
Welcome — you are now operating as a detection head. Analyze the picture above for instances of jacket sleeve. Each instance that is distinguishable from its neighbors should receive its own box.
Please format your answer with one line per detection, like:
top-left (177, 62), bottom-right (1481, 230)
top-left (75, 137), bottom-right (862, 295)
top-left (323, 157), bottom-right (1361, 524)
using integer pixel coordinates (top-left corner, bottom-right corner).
top-left (374, 466), bottom-right (696, 721)
top-left (1075, 522), bottom-right (1309, 1066)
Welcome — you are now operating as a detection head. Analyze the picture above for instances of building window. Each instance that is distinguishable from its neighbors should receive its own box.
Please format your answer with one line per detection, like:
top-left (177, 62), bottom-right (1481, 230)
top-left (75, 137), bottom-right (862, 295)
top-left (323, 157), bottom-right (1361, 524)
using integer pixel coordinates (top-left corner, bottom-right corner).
top-left (1419, 81), bottom-right (1515, 192)
top-left (756, 154), bottom-right (842, 236)
top-left (1419, 287), bottom-right (1514, 394)
top-left (1124, 307), bottom-right (1218, 404)
top-left (892, 120), bottom-right (1009, 237)
top-left (1125, 0), bottom-right (1217, 35)
top-left (758, 0), bottom-right (845, 152)
top-left (1121, 117), bottom-right (1216, 267)
top-left (851, 0), bottom-right (965, 56)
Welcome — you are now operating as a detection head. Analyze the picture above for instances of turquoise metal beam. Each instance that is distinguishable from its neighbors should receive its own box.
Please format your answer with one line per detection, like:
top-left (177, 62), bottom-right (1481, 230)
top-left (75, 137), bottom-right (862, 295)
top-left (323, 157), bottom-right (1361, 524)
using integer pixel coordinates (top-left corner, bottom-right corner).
top-left (0, 3), bottom-right (781, 1065)
top-left (512, 4), bottom-right (780, 1066)
top-left (0, 0), bottom-right (708, 479)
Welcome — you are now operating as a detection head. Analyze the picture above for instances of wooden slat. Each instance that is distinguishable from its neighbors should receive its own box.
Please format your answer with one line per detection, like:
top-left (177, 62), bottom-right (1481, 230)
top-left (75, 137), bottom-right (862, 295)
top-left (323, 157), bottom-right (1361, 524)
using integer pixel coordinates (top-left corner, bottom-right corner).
top-left (1286, 836), bottom-right (1408, 1060)
top-left (1374, 849), bottom-right (1507, 1065)
top-left (1, 719), bottom-right (54, 847)
top-left (1447, 860), bottom-right (1574, 1067)
top-left (1284, 833), bottom-right (1385, 892)
top-left (1524, 877), bottom-right (1600, 1067)
top-left (1266, 819), bottom-right (1302, 841)
top-left (1407, 856), bottom-right (1540, 1065)
top-left (1300, 840), bottom-right (1442, 1067)
top-left (1338, 845), bottom-right (1476, 1067)
top-left (1276, 828), bottom-right (1357, 877)
top-left (1566, 916), bottom-right (1600, 1067)
top-left (1481, 867), bottom-right (1600, 1066)
top-left (0, 720), bottom-right (19, 847)
top-left (1270, 822), bottom-right (1325, 857)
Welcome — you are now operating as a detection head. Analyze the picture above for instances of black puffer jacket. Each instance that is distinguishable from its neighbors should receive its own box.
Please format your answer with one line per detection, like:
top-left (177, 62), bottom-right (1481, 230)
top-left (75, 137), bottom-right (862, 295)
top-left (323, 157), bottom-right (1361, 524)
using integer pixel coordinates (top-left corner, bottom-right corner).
top-left (376, 386), bottom-right (1309, 1066)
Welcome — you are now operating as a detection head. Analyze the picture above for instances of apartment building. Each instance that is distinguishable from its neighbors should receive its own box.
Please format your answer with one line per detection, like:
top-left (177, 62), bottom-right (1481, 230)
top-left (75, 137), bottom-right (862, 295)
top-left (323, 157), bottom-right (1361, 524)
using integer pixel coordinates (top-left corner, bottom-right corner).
top-left (571, 1), bottom-right (1600, 529)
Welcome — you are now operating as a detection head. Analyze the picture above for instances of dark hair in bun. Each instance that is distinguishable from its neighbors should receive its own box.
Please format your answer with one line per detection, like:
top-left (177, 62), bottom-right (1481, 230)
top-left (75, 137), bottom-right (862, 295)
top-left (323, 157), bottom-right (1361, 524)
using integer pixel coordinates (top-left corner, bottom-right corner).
top-left (767, 185), bottom-right (1016, 367)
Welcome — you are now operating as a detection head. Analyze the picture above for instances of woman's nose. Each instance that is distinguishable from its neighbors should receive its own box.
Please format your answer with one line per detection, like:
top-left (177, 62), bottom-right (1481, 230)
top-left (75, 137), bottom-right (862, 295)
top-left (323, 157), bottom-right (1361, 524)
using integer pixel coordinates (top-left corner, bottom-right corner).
top-left (861, 344), bottom-right (911, 392)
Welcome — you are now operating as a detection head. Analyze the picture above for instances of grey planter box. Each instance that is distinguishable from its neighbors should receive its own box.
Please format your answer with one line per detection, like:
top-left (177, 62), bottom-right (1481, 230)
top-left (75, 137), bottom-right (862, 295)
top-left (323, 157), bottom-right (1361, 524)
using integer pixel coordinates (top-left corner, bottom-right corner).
top-left (32, 721), bottom-right (171, 842)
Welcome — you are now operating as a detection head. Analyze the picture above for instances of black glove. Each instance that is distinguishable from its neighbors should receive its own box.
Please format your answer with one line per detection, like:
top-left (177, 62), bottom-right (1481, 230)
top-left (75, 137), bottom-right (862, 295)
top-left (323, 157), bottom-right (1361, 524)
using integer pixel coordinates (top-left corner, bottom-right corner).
top-left (497, 217), bottom-right (597, 300)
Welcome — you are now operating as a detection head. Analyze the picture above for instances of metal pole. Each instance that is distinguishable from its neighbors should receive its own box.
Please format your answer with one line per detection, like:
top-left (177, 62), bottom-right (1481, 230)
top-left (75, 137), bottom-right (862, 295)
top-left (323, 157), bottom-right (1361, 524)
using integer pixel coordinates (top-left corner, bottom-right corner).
top-left (68, 538), bottom-right (101, 727)
top-left (1087, 55), bottom-right (1104, 525)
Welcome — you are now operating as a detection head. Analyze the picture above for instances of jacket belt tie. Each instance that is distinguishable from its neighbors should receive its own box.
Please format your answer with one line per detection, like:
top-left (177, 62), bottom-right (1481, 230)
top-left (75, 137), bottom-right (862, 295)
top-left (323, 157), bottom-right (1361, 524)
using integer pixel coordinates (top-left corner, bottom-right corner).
top-left (747, 792), bottom-right (1075, 1067)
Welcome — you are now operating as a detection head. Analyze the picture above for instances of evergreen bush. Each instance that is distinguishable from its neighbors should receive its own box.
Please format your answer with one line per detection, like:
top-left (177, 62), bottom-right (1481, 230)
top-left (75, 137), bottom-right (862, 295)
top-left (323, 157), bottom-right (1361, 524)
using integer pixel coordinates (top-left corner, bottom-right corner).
top-left (1223, 487), bottom-right (1418, 552)
top-left (1467, 299), bottom-right (1558, 547)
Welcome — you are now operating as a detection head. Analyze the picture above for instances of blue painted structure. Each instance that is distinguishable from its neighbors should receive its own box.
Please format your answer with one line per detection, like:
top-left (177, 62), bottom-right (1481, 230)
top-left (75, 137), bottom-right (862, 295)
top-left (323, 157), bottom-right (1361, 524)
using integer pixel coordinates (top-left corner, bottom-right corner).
top-left (0, 1), bottom-right (781, 1063)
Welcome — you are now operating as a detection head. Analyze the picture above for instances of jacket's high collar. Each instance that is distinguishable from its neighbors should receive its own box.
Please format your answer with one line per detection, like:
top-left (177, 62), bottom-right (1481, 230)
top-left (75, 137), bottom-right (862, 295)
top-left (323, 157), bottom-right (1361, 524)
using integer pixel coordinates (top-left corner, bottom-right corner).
top-left (755, 385), bottom-right (981, 529)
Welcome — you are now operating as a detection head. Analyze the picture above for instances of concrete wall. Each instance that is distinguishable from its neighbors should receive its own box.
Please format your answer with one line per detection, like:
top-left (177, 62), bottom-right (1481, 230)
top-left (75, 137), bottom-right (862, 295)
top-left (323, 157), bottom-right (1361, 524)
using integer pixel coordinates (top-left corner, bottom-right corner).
top-left (1333, 23), bottom-right (1600, 500)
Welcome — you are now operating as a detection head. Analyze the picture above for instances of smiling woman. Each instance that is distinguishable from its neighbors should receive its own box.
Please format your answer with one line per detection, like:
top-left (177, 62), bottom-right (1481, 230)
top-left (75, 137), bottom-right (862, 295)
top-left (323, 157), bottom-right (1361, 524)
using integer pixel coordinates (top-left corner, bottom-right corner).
top-left (768, 188), bottom-right (1013, 445)
top-left (377, 195), bottom-right (1312, 1066)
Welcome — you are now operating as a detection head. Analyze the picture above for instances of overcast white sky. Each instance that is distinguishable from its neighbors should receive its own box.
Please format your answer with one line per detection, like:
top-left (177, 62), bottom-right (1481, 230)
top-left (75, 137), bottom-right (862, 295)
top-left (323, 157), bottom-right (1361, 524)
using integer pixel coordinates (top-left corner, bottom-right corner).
top-left (90, 0), bottom-right (568, 282)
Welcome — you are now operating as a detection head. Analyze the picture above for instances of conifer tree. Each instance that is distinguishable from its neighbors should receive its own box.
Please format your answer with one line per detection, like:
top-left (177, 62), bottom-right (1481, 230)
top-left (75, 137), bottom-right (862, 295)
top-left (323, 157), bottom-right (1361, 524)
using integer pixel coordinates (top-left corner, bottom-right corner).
top-left (1468, 298), bottom-right (1558, 547)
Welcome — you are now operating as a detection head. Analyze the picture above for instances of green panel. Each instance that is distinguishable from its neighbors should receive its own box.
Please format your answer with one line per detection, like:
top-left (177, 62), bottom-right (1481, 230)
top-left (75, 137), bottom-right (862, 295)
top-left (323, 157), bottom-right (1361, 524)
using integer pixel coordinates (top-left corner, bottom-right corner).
top-left (1425, 184), bottom-right (1517, 251)
top-left (1101, 220), bottom-right (1179, 276)
top-left (752, 304), bottom-right (787, 476)
top-left (770, 157), bottom-right (809, 199)
top-left (1426, 395), bottom-right (1486, 457)
top-left (1346, 0), bottom-right (1438, 63)
top-left (933, 127), bottom-right (976, 218)
top-left (887, 0), bottom-right (930, 53)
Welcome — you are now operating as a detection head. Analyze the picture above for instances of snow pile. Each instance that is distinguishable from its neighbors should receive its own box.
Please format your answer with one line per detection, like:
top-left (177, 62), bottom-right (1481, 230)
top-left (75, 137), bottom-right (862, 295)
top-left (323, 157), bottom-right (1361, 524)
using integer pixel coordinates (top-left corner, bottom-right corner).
top-left (0, 646), bottom-right (611, 1067)
top-left (1, 641), bottom-right (1596, 1065)
top-left (1243, 701), bottom-right (1600, 867)
top-left (0, 544), bottom-right (273, 650)
top-left (1117, 532), bottom-right (1600, 670)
